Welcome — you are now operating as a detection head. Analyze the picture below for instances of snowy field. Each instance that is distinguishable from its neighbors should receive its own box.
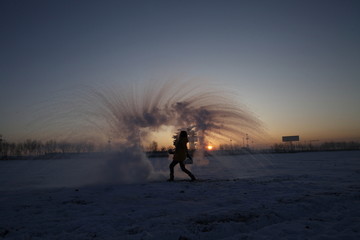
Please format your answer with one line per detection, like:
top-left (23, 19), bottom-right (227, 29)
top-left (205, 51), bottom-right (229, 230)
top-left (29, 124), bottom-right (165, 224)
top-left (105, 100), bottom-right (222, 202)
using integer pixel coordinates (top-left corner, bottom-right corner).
top-left (0, 151), bottom-right (359, 239)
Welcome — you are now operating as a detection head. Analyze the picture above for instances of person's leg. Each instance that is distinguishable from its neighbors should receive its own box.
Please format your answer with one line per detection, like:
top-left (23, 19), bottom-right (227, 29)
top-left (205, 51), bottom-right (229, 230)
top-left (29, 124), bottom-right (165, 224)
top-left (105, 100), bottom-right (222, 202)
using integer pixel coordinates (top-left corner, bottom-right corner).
top-left (169, 160), bottom-right (178, 181)
top-left (180, 162), bottom-right (196, 181)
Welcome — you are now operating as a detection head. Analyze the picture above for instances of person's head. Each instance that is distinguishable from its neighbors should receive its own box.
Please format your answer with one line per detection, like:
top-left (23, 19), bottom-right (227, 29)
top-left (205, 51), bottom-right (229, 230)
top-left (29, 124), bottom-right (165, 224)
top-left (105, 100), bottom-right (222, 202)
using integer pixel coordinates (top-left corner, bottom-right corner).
top-left (179, 131), bottom-right (188, 139)
top-left (174, 130), bottom-right (188, 146)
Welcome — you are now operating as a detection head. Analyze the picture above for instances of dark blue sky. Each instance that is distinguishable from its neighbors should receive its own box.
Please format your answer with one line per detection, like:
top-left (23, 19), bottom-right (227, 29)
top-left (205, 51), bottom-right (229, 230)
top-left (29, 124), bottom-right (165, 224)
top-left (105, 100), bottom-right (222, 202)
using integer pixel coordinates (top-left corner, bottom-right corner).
top-left (1, 0), bottom-right (360, 142)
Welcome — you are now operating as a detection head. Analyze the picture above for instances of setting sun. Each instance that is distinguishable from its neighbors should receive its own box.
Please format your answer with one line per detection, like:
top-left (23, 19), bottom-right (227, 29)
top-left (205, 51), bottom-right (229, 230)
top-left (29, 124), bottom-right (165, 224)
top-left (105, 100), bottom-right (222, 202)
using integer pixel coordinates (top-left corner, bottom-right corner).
top-left (207, 145), bottom-right (213, 151)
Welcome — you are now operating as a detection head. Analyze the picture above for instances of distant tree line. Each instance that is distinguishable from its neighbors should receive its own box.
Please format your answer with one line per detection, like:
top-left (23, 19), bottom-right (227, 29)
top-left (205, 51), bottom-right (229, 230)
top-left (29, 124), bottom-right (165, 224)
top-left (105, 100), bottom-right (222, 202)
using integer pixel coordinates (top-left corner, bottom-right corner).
top-left (219, 144), bottom-right (245, 151)
top-left (145, 141), bottom-right (170, 153)
top-left (0, 135), bottom-right (96, 159)
top-left (271, 141), bottom-right (360, 153)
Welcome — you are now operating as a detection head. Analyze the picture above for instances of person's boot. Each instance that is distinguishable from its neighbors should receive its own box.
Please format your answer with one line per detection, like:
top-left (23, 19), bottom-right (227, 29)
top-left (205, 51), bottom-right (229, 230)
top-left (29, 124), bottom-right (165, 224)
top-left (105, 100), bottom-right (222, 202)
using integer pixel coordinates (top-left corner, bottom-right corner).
top-left (167, 173), bottom-right (174, 182)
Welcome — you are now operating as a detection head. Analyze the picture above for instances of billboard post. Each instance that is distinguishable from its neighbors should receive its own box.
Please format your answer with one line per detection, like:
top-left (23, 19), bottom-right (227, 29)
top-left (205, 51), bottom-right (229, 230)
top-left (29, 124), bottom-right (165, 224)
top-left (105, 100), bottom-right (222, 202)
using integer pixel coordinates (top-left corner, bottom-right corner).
top-left (282, 135), bottom-right (300, 152)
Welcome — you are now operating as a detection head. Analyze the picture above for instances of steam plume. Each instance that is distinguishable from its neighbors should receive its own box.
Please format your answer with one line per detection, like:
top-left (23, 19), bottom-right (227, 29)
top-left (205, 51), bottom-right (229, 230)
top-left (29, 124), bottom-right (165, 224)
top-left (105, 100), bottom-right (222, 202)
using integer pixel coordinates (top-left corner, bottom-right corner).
top-left (29, 78), bottom-right (265, 183)
top-left (79, 79), bottom-right (264, 149)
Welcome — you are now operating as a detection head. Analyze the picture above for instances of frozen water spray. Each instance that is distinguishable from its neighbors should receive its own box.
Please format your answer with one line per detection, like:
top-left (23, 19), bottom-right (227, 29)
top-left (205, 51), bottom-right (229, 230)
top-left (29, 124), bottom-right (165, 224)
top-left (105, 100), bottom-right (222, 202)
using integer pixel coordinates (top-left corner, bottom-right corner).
top-left (32, 79), bottom-right (265, 183)
top-left (83, 79), bottom-right (264, 182)
top-left (84, 79), bottom-right (263, 149)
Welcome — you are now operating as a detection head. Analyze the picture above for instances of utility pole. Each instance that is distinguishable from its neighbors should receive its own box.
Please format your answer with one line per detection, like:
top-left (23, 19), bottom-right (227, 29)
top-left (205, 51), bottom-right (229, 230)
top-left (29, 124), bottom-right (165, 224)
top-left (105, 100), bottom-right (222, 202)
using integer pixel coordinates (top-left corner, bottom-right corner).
top-left (108, 137), bottom-right (112, 152)
top-left (246, 134), bottom-right (249, 148)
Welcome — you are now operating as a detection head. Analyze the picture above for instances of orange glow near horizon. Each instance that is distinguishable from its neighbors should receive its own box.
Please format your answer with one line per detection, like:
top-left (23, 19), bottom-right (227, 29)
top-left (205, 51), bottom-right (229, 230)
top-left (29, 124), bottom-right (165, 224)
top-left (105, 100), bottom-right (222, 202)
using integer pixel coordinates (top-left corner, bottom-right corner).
top-left (207, 145), bottom-right (213, 151)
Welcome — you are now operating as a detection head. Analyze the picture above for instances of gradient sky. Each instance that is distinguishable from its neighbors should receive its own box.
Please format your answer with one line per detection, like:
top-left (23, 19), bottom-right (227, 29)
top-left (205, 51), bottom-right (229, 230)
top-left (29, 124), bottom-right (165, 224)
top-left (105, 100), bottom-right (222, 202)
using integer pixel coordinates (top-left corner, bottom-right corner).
top-left (1, 0), bottom-right (360, 145)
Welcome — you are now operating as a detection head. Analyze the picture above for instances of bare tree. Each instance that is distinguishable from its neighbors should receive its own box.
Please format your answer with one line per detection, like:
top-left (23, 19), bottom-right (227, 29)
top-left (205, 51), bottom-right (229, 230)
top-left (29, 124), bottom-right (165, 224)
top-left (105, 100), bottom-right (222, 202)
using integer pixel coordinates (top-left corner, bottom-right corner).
top-left (44, 140), bottom-right (57, 154)
top-left (58, 141), bottom-right (71, 154)
top-left (149, 141), bottom-right (158, 152)
top-left (84, 142), bottom-right (95, 153)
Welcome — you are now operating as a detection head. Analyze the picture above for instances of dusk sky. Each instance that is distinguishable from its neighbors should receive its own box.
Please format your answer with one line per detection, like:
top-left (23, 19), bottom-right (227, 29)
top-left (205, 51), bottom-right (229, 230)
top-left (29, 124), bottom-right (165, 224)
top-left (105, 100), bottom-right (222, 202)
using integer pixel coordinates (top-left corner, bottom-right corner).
top-left (1, 0), bottom-right (360, 145)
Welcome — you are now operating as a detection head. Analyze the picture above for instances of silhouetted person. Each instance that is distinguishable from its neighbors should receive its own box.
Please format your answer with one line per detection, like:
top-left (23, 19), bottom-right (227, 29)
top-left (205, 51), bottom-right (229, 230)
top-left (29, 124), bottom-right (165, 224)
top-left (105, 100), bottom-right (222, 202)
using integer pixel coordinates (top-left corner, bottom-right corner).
top-left (168, 131), bottom-right (196, 181)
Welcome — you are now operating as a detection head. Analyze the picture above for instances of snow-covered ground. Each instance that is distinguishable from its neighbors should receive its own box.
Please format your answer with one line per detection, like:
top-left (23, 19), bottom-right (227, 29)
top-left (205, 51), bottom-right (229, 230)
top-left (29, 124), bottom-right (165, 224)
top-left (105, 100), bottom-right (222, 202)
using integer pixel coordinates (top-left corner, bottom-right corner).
top-left (0, 151), bottom-right (359, 239)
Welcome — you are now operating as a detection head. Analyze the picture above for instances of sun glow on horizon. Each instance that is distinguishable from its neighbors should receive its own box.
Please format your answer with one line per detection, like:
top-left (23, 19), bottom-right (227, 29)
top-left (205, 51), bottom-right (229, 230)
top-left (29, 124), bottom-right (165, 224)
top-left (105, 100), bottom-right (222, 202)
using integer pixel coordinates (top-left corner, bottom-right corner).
top-left (207, 145), bottom-right (213, 151)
